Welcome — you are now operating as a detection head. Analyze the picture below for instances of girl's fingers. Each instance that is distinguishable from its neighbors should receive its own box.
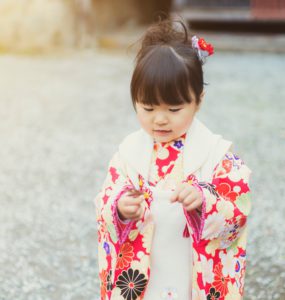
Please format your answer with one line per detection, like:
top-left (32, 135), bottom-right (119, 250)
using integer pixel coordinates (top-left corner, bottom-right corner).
top-left (127, 189), bottom-right (143, 197)
top-left (178, 188), bottom-right (191, 203)
top-left (182, 193), bottom-right (196, 206)
top-left (124, 195), bottom-right (144, 206)
top-left (171, 184), bottom-right (193, 203)
top-left (125, 205), bottom-right (140, 215)
top-left (170, 183), bottom-right (185, 202)
top-left (133, 205), bottom-right (144, 220)
top-left (184, 201), bottom-right (200, 212)
top-left (125, 203), bottom-right (144, 220)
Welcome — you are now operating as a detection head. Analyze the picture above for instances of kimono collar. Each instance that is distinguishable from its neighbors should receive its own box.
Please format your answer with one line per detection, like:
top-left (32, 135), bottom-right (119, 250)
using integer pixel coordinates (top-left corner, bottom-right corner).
top-left (118, 117), bottom-right (232, 180)
top-left (154, 132), bottom-right (186, 151)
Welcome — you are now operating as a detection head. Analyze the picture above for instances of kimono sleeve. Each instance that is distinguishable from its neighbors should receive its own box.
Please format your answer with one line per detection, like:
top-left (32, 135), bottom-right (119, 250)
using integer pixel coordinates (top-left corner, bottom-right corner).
top-left (185, 152), bottom-right (252, 247)
top-left (94, 151), bottom-right (136, 245)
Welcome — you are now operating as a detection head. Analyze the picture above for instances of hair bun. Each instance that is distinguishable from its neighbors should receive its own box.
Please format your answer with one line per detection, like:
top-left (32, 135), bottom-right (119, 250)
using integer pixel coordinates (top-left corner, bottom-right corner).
top-left (140, 18), bottom-right (188, 49)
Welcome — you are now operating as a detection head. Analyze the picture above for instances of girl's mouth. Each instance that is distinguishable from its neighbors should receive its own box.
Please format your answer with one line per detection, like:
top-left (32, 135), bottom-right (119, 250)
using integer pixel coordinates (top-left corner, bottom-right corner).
top-left (154, 130), bottom-right (172, 135)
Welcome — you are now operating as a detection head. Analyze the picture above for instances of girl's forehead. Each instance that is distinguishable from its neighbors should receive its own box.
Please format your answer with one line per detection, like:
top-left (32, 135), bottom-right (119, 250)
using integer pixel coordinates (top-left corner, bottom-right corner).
top-left (137, 101), bottom-right (184, 107)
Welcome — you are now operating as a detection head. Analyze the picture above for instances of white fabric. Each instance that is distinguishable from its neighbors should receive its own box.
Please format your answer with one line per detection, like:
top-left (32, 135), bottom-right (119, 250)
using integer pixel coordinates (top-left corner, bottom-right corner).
top-left (143, 187), bottom-right (192, 300)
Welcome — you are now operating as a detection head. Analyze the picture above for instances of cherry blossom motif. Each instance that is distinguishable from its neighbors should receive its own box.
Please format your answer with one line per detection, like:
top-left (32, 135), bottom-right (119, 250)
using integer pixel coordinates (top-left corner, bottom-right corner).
top-left (149, 134), bottom-right (185, 185)
top-left (222, 159), bottom-right (233, 173)
top-left (141, 222), bottom-right (153, 254)
top-left (219, 250), bottom-right (236, 278)
top-left (200, 255), bottom-right (214, 284)
top-left (202, 212), bottom-right (226, 240)
top-left (205, 238), bottom-right (221, 256)
top-left (216, 182), bottom-right (238, 202)
top-left (214, 159), bottom-right (233, 177)
top-left (156, 146), bottom-right (179, 177)
top-left (161, 287), bottom-right (178, 299)
top-left (96, 133), bottom-right (251, 300)
top-left (216, 199), bottom-right (235, 220)
top-left (109, 166), bottom-right (119, 183)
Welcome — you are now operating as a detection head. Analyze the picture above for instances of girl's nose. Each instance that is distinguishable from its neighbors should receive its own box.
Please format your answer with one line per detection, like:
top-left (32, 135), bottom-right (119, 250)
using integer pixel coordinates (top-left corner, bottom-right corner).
top-left (154, 113), bottom-right (168, 125)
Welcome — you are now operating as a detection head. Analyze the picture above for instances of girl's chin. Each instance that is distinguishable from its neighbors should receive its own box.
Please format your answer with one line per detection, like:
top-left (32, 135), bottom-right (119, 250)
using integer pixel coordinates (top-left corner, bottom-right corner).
top-left (144, 129), bottom-right (180, 142)
top-left (153, 134), bottom-right (175, 143)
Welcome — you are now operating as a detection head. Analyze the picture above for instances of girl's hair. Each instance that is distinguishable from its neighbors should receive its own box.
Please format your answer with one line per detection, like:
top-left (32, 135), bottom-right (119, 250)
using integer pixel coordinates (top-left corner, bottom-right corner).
top-left (130, 18), bottom-right (205, 110)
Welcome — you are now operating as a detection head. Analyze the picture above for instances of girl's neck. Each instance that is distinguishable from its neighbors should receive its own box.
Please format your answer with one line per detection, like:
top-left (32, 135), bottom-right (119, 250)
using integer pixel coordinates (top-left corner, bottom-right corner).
top-left (154, 132), bottom-right (187, 146)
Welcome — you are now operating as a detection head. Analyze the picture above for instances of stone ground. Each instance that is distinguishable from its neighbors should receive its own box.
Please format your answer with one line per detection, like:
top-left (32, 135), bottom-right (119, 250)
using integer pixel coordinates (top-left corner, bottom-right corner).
top-left (0, 47), bottom-right (284, 300)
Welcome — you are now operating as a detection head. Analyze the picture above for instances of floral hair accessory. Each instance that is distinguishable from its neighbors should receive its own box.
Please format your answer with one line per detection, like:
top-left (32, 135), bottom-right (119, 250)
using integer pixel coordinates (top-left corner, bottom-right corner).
top-left (191, 35), bottom-right (214, 64)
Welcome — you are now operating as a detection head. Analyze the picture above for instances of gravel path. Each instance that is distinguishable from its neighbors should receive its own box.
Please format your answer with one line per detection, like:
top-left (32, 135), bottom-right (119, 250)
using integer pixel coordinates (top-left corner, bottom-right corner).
top-left (0, 49), bottom-right (284, 300)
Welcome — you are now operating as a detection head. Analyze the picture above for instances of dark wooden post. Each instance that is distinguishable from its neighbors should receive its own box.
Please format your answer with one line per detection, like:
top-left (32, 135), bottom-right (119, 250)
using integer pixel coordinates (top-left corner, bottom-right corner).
top-left (251, 0), bottom-right (285, 19)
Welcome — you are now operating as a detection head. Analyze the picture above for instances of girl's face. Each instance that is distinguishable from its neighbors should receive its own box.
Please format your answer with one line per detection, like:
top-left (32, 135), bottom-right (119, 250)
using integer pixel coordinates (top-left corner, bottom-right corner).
top-left (135, 99), bottom-right (201, 143)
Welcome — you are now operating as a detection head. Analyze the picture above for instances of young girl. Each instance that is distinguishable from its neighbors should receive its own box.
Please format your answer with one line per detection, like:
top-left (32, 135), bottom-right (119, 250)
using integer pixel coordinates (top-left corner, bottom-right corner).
top-left (94, 18), bottom-right (252, 300)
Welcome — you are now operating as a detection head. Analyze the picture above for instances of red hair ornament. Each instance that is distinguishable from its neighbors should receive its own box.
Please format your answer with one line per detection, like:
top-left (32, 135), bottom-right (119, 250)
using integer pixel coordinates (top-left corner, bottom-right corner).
top-left (191, 35), bottom-right (214, 64)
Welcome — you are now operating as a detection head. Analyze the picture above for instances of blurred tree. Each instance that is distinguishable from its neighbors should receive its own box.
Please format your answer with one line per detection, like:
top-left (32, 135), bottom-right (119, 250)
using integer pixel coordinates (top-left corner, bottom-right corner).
top-left (92, 0), bottom-right (173, 30)
top-left (135, 0), bottom-right (173, 23)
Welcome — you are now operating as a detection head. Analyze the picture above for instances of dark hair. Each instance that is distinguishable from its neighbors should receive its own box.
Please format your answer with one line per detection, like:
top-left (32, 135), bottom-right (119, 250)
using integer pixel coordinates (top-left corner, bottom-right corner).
top-left (130, 18), bottom-right (206, 110)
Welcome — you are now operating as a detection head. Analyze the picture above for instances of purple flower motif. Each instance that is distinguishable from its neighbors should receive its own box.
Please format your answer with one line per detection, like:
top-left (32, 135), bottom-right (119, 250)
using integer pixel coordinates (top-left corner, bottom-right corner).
top-left (229, 224), bottom-right (239, 234)
top-left (103, 242), bottom-right (110, 255)
top-left (235, 260), bottom-right (241, 272)
top-left (174, 140), bottom-right (183, 149)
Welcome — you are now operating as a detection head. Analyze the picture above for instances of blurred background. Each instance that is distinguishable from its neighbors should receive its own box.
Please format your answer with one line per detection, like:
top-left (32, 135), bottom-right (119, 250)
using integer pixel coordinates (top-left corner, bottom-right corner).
top-left (0, 0), bottom-right (284, 299)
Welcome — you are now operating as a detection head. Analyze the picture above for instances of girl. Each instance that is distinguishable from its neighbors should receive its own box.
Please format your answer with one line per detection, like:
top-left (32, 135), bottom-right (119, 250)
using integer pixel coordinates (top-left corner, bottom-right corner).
top-left (94, 18), bottom-right (252, 300)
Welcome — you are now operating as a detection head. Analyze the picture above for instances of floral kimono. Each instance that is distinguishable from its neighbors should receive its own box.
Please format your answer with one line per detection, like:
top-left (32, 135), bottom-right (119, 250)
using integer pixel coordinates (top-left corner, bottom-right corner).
top-left (94, 117), bottom-right (252, 300)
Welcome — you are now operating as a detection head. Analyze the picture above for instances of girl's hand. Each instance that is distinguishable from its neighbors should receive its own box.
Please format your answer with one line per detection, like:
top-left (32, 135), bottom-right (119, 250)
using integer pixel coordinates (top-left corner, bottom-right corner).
top-left (117, 189), bottom-right (145, 221)
top-left (170, 183), bottom-right (203, 212)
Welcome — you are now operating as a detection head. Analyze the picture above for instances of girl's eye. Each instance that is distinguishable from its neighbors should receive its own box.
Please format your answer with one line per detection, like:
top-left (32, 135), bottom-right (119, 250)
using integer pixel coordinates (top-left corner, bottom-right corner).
top-left (169, 109), bottom-right (181, 112)
top-left (143, 108), bottom-right (153, 112)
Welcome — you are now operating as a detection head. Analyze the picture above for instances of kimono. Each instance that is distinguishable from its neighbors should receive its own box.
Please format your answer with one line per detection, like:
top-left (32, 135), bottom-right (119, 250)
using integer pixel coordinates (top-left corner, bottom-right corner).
top-left (94, 117), bottom-right (252, 300)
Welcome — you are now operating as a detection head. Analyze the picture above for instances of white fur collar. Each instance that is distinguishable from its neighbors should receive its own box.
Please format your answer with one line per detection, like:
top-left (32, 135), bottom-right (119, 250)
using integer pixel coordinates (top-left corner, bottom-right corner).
top-left (118, 117), bottom-right (232, 181)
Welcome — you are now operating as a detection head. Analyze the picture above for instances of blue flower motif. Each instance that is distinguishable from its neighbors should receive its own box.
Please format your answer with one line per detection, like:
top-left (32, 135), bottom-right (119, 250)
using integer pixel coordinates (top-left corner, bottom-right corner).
top-left (103, 242), bottom-right (110, 255)
top-left (174, 140), bottom-right (183, 149)
top-left (235, 260), bottom-right (241, 272)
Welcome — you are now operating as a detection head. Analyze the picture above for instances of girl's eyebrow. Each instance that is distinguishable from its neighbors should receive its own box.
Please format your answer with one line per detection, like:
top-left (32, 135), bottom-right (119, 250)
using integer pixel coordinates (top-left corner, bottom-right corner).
top-left (141, 103), bottom-right (185, 108)
top-left (168, 104), bottom-right (184, 108)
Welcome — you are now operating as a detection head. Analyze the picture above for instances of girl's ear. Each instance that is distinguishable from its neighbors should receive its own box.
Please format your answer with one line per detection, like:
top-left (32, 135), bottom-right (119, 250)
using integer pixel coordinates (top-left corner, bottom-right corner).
top-left (200, 90), bottom-right (205, 102)
top-left (196, 90), bottom-right (205, 112)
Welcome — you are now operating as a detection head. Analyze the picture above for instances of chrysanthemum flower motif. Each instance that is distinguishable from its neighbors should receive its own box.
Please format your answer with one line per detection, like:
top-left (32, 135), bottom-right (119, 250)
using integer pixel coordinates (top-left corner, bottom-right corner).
top-left (116, 268), bottom-right (148, 299)
top-left (191, 35), bottom-right (214, 63)
top-left (161, 287), bottom-right (178, 299)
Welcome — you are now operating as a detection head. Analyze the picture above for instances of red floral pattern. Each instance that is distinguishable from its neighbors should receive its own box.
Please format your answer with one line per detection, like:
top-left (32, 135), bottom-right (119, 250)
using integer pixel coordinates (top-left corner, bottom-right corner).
top-left (149, 133), bottom-right (186, 186)
top-left (116, 243), bottom-right (134, 269)
top-left (198, 38), bottom-right (214, 55)
top-left (95, 142), bottom-right (251, 299)
top-left (212, 263), bottom-right (230, 297)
